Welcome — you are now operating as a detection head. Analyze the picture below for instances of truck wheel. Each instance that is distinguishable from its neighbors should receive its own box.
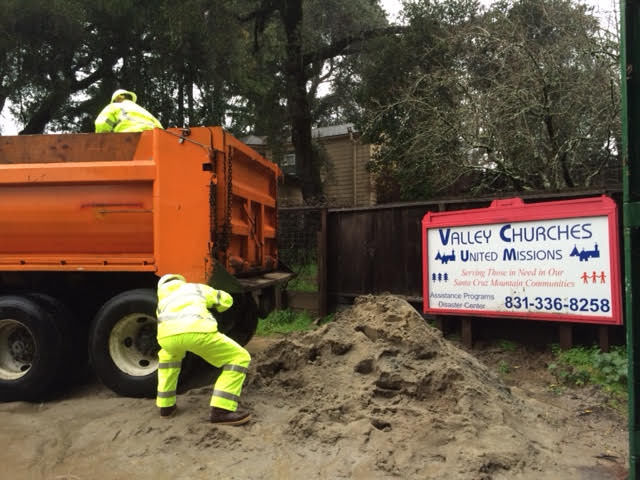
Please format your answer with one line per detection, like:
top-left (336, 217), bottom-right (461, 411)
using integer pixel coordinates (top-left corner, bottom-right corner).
top-left (0, 296), bottom-right (65, 401)
top-left (216, 294), bottom-right (258, 346)
top-left (89, 289), bottom-right (159, 398)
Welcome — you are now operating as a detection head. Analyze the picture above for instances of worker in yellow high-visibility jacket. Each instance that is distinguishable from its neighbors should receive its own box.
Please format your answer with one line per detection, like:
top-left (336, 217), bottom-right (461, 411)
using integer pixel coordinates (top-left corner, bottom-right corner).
top-left (155, 274), bottom-right (251, 425)
top-left (95, 89), bottom-right (163, 133)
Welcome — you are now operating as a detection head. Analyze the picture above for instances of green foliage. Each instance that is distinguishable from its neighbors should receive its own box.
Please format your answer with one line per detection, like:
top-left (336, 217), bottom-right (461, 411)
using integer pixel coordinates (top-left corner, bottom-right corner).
top-left (1, 0), bottom-right (393, 203)
top-left (351, 0), bottom-right (481, 201)
top-left (287, 263), bottom-right (318, 292)
top-left (0, 1), bottom-right (268, 132)
top-left (2, 0), bottom-right (621, 205)
top-left (256, 309), bottom-right (334, 335)
top-left (353, 0), bottom-right (620, 201)
top-left (316, 312), bottom-right (335, 326)
top-left (497, 339), bottom-right (518, 352)
top-left (547, 345), bottom-right (627, 396)
top-left (498, 360), bottom-right (510, 375)
top-left (256, 309), bottom-right (314, 335)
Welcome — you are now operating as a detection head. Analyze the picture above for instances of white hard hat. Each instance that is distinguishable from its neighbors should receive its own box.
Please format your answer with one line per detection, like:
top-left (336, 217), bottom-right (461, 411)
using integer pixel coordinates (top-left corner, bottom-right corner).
top-left (158, 274), bottom-right (185, 286)
top-left (111, 89), bottom-right (137, 103)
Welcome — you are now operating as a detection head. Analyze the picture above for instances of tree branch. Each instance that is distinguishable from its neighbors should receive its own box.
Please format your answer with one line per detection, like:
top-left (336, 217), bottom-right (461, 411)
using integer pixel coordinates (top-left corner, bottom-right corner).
top-left (302, 26), bottom-right (405, 66)
top-left (238, 0), bottom-right (282, 52)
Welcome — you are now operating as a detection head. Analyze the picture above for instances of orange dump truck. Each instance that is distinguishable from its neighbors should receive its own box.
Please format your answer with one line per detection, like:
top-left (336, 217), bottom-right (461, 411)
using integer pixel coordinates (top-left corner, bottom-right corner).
top-left (0, 127), bottom-right (292, 401)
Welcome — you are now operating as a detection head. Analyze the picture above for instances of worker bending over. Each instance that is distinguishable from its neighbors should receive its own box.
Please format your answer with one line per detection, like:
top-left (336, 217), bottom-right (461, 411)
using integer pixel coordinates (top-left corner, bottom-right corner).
top-left (155, 274), bottom-right (251, 425)
top-left (95, 89), bottom-right (163, 133)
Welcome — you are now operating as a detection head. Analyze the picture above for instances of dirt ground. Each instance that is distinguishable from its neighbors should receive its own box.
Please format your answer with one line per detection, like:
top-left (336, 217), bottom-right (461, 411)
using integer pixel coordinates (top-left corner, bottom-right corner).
top-left (0, 295), bottom-right (629, 480)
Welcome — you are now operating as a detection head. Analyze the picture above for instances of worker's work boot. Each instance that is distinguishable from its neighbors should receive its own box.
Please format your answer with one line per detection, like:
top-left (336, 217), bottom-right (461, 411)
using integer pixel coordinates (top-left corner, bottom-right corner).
top-left (209, 406), bottom-right (251, 425)
top-left (160, 405), bottom-right (177, 418)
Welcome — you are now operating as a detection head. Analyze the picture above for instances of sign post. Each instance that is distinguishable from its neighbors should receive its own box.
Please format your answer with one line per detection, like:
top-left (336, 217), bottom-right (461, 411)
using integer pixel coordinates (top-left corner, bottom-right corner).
top-left (621, 1), bottom-right (640, 475)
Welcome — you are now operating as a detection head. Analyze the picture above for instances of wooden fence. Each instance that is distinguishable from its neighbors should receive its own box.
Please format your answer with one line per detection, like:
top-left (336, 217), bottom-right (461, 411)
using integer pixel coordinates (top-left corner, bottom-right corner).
top-left (282, 188), bottom-right (625, 348)
top-left (326, 189), bottom-right (622, 306)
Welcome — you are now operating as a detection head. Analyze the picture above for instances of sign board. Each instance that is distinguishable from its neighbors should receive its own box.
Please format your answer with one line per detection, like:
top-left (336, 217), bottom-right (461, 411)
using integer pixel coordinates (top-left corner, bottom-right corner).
top-left (422, 196), bottom-right (622, 325)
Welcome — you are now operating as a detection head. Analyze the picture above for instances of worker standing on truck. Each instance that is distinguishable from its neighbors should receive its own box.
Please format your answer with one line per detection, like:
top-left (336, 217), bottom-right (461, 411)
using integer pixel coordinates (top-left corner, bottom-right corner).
top-left (95, 89), bottom-right (163, 133)
top-left (155, 274), bottom-right (252, 425)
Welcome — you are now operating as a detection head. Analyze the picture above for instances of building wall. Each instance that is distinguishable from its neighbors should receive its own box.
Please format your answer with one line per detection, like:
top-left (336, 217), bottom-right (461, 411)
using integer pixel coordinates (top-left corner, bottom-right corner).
top-left (321, 136), bottom-right (376, 207)
top-left (278, 181), bottom-right (304, 207)
top-left (243, 129), bottom-right (376, 207)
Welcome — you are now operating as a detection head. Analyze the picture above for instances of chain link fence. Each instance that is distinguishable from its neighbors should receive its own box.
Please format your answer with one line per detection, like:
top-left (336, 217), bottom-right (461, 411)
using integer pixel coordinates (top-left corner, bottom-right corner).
top-left (278, 207), bottom-right (324, 292)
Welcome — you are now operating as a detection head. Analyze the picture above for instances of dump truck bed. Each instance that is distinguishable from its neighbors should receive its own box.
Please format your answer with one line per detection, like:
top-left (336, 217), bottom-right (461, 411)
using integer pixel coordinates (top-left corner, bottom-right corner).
top-left (0, 127), bottom-right (282, 284)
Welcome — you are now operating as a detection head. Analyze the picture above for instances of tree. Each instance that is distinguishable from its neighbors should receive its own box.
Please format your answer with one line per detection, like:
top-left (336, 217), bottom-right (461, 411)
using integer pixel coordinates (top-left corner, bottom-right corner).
top-left (346, 0), bottom-right (481, 200)
top-left (465, 0), bottom-right (620, 192)
top-left (2, 0), bottom-right (396, 206)
top-left (0, 1), bottom-right (153, 133)
top-left (239, 0), bottom-right (394, 203)
top-left (1, 0), bottom-right (253, 134)
top-left (1, 0), bottom-right (125, 134)
top-left (355, 0), bottom-right (620, 200)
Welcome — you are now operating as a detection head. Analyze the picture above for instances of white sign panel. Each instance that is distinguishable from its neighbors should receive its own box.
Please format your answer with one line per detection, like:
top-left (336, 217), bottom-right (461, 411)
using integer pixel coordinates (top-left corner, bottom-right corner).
top-left (427, 216), bottom-right (614, 319)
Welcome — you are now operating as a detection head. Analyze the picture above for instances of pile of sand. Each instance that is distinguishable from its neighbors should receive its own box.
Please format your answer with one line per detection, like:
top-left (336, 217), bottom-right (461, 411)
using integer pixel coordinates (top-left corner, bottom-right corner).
top-left (245, 294), bottom-right (570, 478)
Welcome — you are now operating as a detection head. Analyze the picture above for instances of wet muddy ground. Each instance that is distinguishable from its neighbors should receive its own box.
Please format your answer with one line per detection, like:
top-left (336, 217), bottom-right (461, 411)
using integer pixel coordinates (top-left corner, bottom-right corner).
top-left (0, 295), bottom-right (628, 479)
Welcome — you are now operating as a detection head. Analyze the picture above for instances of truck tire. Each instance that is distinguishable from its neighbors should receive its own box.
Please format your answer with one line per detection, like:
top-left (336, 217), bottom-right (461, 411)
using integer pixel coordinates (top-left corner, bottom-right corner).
top-left (0, 295), bottom-right (66, 401)
top-left (26, 293), bottom-right (89, 386)
top-left (216, 293), bottom-right (259, 346)
top-left (89, 289), bottom-right (159, 398)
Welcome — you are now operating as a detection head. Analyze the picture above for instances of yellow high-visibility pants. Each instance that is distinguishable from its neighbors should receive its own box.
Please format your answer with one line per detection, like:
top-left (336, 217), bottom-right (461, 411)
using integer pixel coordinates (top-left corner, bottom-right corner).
top-left (156, 331), bottom-right (251, 411)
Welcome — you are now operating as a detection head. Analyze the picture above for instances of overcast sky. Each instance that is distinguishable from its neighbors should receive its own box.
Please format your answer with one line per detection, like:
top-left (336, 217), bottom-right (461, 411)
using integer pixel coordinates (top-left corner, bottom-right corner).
top-left (380, 0), bottom-right (619, 28)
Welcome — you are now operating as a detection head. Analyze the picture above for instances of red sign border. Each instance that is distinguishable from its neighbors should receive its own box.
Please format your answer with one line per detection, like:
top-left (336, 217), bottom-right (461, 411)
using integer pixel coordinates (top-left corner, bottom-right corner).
top-left (421, 195), bottom-right (622, 325)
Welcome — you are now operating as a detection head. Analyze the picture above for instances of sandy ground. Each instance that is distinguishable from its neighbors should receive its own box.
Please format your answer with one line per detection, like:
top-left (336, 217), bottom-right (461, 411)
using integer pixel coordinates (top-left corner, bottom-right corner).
top-left (0, 295), bottom-right (629, 480)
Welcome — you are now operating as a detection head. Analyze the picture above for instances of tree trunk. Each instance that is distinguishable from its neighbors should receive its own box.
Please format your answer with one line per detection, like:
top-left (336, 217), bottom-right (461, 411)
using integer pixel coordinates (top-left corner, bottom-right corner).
top-left (187, 79), bottom-right (194, 126)
top-left (281, 0), bottom-right (322, 203)
top-left (177, 80), bottom-right (185, 127)
top-left (0, 94), bottom-right (6, 133)
top-left (19, 86), bottom-right (70, 135)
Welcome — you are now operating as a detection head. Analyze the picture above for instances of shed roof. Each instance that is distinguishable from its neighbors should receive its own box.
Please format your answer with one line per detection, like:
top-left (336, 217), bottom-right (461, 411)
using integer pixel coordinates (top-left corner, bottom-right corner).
top-left (241, 123), bottom-right (358, 146)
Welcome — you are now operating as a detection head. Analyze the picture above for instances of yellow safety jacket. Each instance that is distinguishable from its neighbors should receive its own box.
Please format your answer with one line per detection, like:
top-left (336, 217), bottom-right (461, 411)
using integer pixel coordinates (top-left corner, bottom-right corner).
top-left (156, 281), bottom-right (233, 339)
top-left (95, 99), bottom-right (163, 133)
